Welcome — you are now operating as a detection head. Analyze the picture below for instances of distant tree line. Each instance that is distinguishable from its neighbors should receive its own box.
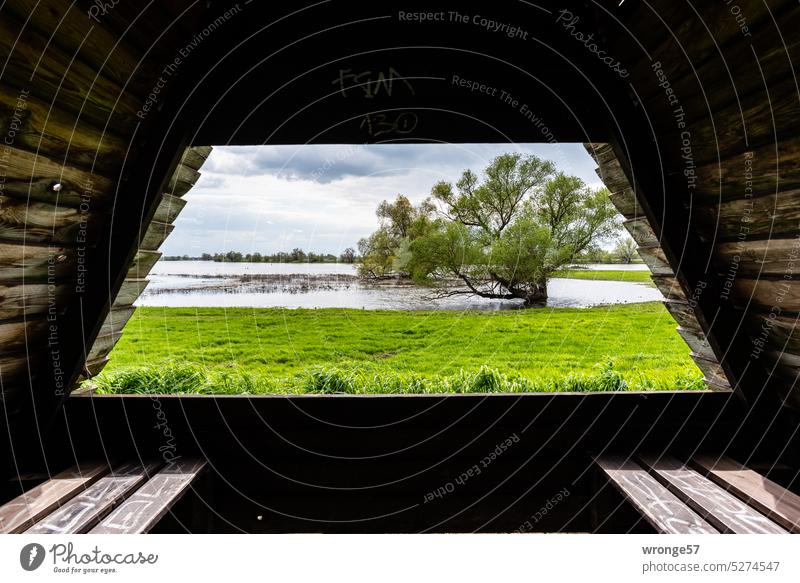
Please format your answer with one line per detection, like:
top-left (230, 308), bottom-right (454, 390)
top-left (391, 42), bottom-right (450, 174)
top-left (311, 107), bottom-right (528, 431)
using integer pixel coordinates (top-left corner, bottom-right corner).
top-left (163, 247), bottom-right (358, 263)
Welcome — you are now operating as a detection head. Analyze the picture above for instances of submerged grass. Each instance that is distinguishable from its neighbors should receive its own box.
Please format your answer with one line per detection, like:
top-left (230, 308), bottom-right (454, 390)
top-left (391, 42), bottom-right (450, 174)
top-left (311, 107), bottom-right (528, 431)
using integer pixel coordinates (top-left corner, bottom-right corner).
top-left (90, 303), bottom-right (704, 395)
top-left (554, 269), bottom-right (652, 283)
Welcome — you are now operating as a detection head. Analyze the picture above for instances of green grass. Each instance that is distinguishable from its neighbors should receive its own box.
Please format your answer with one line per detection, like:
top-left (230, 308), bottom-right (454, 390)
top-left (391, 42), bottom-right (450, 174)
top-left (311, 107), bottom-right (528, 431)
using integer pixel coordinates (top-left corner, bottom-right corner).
top-left (554, 269), bottom-right (653, 283)
top-left (90, 303), bottom-right (704, 394)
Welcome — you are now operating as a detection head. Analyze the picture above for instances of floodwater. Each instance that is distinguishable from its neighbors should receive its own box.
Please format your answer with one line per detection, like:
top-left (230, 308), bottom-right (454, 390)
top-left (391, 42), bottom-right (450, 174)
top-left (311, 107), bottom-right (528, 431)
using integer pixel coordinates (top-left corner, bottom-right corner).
top-left (137, 261), bottom-right (662, 310)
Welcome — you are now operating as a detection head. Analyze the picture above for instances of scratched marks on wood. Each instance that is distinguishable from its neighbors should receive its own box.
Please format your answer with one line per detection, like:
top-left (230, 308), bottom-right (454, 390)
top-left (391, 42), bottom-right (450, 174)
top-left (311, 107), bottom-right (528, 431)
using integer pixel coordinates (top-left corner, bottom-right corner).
top-left (0, 463), bottom-right (108, 534)
top-left (638, 455), bottom-right (787, 534)
top-left (91, 459), bottom-right (207, 534)
top-left (25, 462), bottom-right (161, 534)
top-left (596, 455), bottom-right (717, 534)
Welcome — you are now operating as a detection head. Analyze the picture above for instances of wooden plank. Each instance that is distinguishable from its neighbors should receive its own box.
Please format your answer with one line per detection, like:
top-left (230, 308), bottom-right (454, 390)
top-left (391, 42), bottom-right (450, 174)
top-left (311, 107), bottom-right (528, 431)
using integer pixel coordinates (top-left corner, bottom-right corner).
top-left (0, 84), bottom-right (127, 173)
top-left (0, 281), bottom-right (70, 319)
top-left (663, 300), bottom-right (701, 331)
top-left (691, 455), bottom-right (800, 533)
top-left (153, 194), bottom-right (188, 224)
top-left (0, 463), bottom-right (108, 533)
top-left (87, 331), bottom-right (123, 362)
top-left (583, 143), bottom-right (616, 167)
top-left (661, 75), bottom-right (800, 166)
top-left (623, 217), bottom-right (659, 247)
top-left (126, 250), bottom-right (162, 280)
top-left (140, 221), bottom-right (174, 251)
top-left (595, 455), bottom-right (717, 534)
top-left (733, 278), bottom-right (800, 312)
top-left (90, 459), bottom-right (207, 534)
top-left (637, 246), bottom-right (673, 276)
top-left (166, 165), bottom-right (202, 197)
top-left (0, 195), bottom-right (101, 245)
top-left (0, 145), bottom-right (115, 209)
top-left (4, 0), bottom-right (152, 96)
top-left (0, 242), bottom-right (75, 282)
top-left (609, 187), bottom-right (643, 219)
top-left (677, 327), bottom-right (715, 360)
top-left (633, 0), bottom-right (788, 102)
top-left (644, 2), bottom-right (800, 126)
top-left (638, 455), bottom-right (787, 533)
top-left (99, 307), bottom-right (138, 337)
top-left (692, 142), bottom-right (800, 203)
top-left (25, 462), bottom-right (161, 534)
top-left (691, 353), bottom-right (730, 388)
top-left (0, 318), bottom-right (48, 352)
top-left (595, 158), bottom-right (629, 194)
top-left (716, 237), bottom-right (800, 276)
top-left (116, 279), bottom-right (149, 306)
top-left (181, 146), bottom-right (214, 171)
top-left (650, 275), bottom-right (686, 301)
top-left (0, 12), bottom-right (141, 132)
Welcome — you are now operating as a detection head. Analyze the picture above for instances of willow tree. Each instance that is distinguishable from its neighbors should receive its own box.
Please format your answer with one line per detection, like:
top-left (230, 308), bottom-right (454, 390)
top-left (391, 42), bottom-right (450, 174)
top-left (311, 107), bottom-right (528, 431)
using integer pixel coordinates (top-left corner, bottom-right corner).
top-left (408, 154), bottom-right (619, 305)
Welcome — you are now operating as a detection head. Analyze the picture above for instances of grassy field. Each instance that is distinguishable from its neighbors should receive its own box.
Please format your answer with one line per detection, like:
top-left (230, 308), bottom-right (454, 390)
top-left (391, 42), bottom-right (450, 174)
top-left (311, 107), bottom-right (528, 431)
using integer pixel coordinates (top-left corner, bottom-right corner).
top-left (554, 269), bottom-right (652, 283)
top-left (91, 303), bottom-right (703, 395)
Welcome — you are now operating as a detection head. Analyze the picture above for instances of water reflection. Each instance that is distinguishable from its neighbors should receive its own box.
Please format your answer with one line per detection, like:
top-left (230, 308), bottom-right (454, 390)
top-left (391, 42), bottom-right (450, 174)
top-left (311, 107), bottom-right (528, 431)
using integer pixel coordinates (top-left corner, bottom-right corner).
top-left (138, 261), bottom-right (662, 310)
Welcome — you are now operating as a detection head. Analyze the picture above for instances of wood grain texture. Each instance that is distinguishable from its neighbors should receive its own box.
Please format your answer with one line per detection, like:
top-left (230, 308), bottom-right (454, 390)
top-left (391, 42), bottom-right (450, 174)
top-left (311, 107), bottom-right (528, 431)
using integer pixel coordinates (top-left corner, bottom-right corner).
top-left (638, 455), bottom-right (787, 534)
top-left (25, 462), bottom-right (161, 534)
top-left (637, 246), bottom-right (673, 276)
top-left (623, 217), bottom-right (659, 247)
top-left (596, 455), bottom-right (717, 534)
top-left (663, 300), bottom-right (701, 332)
top-left (696, 189), bottom-right (800, 240)
top-left (716, 237), bottom-right (800, 277)
top-left (0, 463), bottom-right (108, 533)
top-left (0, 242), bottom-right (75, 282)
top-left (90, 459), bottom-right (207, 534)
top-left (0, 145), bottom-right (114, 209)
top-left (0, 11), bottom-right (140, 132)
top-left (691, 455), bottom-right (800, 533)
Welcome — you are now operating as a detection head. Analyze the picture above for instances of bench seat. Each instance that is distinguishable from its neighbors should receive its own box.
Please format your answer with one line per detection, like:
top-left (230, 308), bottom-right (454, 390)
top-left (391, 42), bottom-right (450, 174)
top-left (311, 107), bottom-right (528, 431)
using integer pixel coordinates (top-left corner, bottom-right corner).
top-left (0, 459), bottom-right (205, 534)
top-left (596, 454), bottom-right (798, 534)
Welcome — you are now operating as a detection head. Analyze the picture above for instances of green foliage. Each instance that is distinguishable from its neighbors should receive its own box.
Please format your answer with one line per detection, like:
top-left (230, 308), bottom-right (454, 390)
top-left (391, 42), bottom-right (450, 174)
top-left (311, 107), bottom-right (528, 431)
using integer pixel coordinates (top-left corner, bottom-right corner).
top-left (91, 359), bottom-right (704, 395)
top-left (87, 304), bottom-right (704, 395)
top-left (553, 269), bottom-right (652, 283)
top-left (364, 154), bottom-right (622, 304)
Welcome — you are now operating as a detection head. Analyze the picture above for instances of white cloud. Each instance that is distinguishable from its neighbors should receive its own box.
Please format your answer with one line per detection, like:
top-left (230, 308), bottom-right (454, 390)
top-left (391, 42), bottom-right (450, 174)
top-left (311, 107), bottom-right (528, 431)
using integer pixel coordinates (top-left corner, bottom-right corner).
top-left (161, 143), bottom-right (602, 255)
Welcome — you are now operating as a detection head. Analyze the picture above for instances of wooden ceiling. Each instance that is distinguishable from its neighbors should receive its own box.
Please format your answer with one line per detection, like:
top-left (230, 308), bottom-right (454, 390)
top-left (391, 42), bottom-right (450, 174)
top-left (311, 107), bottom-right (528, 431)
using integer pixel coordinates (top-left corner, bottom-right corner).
top-left (0, 0), bottom-right (798, 473)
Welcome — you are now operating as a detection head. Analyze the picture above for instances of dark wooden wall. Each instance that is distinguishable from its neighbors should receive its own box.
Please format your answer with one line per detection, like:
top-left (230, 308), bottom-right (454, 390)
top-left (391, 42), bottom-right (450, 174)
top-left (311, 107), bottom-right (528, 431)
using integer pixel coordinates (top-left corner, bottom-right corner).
top-left (0, 1), bottom-right (798, 478)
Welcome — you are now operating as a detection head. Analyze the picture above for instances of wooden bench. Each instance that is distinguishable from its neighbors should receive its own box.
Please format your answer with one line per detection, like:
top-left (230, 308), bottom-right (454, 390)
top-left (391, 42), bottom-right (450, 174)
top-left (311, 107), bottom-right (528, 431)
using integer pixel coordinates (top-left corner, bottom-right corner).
top-left (596, 454), bottom-right (800, 534)
top-left (0, 459), bottom-right (206, 534)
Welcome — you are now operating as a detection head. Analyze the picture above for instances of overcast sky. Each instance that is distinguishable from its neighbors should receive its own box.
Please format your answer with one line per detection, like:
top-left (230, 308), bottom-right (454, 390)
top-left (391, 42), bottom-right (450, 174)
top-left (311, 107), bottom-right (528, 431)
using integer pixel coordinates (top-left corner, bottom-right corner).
top-left (161, 143), bottom-right (603, 256)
